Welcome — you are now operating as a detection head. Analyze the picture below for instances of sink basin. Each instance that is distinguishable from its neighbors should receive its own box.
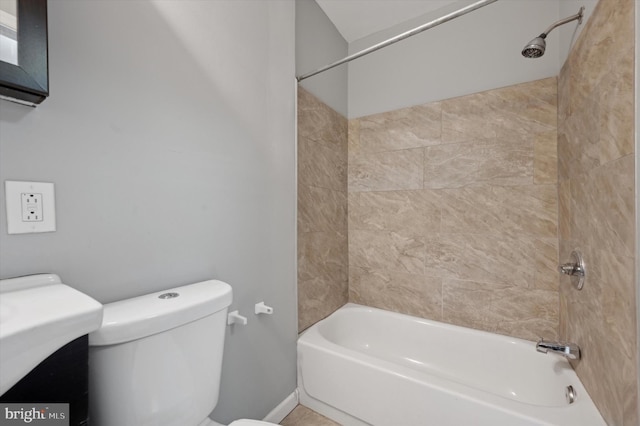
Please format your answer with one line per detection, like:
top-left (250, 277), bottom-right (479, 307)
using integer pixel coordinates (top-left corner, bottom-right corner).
top-left (0, 274), bottom-right (103, 396)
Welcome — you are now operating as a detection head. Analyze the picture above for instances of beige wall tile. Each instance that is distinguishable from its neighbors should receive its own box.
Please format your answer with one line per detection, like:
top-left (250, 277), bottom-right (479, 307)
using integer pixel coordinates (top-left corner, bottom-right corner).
top-left (298, 137), bottom-right (346, 192)
top-left (424, 233), bottom-right (540, 288)
top-left (298, 275), bottom-right (348, 332)
top-left (557, 0), bottom-right (637, 422)
top-left (297, 86), bottom-right (318, 111)
top-left (568, 0), bottom-right (634, 116)
top-left (423, 139), bottom-right (533, 189)
top-left (298, 185), bottom-right (347, 233)
top-left (558, 61), bottom-right (571, 122)
top-left (493, 104), bottom-right (556, 141)
top-left (359, 103), bottom-right (441, 152)
top-left (560, 50), bottom-right (635, 182)
top-left (349, 148), bottom-right (424, 192)
top-left (556, 130), bottom-right (572, 183)
top-left (558, 179), bottom-right (570, 240)
top-left (349, 229), bottom-right (425, 275)
top-left (442, 279), bottom-right (558, 340)
top-left (624, 374), bottom-right (639, 426)
top-left (298, 87), bottom-right (347, 153)
top-left (297, 104), bottom-right (344, 151)
top-left (349, 266), bottom-right (441, 319)
top-left (441, 279), bottom-right (501, 332)
top-left (598, 50), bottom-right (634, 165)
top-left (567, 27), bottom-right (611, 117)
top-left (348, 119), bottom-right (361, 155)
top-left (570, 155), bottom-right (635, 258)
top-left (601, 270), bottom-right (637, 361)
top-left (533, 238), bottom-right (559, 291)
top-left (439, 185), bottom-right (557, 238)
top-left (559, 118), bottom-right (601, 180)
top-left (534, 130), bottom-right (558, 184)
top-left (346, 76), bottom-right (560, 346)
top-left (298, 231), bottom-right (347, 284)
top-left (494, 318), bottom-right (558, 343)
top-left (441, 78), bottom-right (556, 144)
top-left (348, 190), bottom-right (441, 234)
top-left (488, 78), bottom-right (557, 114)
top-left (567, 244), bottom-right (637, 361)
top-left (570, 324), bottom-right (629, 426)
top-left (297, 89), bottom-right (348, 332)
top-left (441, 91), bottom-right (499, 143)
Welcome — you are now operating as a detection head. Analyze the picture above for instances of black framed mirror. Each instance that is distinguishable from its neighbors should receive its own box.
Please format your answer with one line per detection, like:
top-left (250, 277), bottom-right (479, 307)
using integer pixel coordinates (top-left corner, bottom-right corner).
top-left (0, 0), bottom-right (48, 106)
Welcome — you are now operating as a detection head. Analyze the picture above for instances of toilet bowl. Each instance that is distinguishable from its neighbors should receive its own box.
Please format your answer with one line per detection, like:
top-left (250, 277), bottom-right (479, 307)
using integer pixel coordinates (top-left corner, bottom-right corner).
top-left (88, 280), bottom-right (279, 426)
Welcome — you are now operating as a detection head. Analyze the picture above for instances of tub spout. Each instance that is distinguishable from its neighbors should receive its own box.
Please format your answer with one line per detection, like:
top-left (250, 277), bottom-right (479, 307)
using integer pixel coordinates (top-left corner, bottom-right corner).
top-left (536, 338), bottom-right (581, 360)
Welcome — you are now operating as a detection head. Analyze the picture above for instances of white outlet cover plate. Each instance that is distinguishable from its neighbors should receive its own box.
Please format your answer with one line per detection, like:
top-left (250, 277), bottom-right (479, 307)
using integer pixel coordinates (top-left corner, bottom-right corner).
top-left (5, 181), bottom-right (56, 234)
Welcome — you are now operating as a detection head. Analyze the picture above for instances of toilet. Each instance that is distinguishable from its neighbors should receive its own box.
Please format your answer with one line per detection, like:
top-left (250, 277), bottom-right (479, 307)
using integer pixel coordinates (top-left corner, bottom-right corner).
top-left (88, 279), bottom-right (279, 426)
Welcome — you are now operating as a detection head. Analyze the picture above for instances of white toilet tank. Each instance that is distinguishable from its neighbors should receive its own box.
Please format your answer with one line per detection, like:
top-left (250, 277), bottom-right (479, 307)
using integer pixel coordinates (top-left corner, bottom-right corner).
top-left (88, 280), bottom-right (232, 426)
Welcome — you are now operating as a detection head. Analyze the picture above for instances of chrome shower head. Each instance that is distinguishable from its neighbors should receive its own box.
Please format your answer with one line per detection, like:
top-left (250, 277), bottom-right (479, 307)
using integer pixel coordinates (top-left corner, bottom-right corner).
top-left (521, 7), bottom-right (584, 59)
top-left (521, 35), bottom-right (546, 58)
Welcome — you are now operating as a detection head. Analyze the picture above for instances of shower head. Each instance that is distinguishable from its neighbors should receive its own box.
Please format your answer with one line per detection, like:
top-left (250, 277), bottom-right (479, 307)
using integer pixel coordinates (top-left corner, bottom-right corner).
top-left (521, 35), bottom-right (546, 58)
top-left (521, 7), bottom-right (584, 59)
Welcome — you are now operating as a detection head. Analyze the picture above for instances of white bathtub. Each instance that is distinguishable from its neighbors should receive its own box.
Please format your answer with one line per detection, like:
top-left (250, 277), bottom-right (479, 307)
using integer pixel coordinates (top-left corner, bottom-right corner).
top-left (297, 303), bottom-right (605, 426)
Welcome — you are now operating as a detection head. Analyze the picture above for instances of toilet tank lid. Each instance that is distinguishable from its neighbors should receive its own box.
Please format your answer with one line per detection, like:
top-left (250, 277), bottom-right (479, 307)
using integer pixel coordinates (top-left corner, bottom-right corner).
top-left (89, 280), bottom-right (232, 346)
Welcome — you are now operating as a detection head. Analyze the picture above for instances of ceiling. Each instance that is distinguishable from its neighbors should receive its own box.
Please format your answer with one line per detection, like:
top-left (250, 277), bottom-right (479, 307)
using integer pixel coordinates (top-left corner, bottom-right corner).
top-left (314, 0), bottom-right (460, 43)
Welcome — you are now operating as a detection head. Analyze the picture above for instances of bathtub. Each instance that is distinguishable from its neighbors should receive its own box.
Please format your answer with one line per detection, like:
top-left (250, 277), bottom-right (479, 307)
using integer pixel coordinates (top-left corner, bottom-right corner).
top-left (297, 303), bottom-right (605, 426)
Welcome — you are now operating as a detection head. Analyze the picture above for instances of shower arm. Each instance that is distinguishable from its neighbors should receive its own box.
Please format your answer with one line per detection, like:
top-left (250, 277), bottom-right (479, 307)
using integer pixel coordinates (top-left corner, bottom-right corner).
top-left (538, 7), bottom-right (584, 39)
top-left (296, 0), bottom-right (499, 82)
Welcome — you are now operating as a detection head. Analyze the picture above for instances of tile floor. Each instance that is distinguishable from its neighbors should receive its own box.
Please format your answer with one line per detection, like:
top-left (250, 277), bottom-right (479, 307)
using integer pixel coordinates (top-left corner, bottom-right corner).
top-left (280, 405), bottom-right (340, 426)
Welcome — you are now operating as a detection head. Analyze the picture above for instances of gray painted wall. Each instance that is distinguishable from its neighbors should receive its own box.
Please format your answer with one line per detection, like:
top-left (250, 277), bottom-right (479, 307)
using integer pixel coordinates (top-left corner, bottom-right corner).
top-left (0, 1), bottom-right (296, 423)
top-left (347, 0), bottom-right (564, 118)
top-left (296, 0), bottom-right (348, 117)
top-left (636, 1), bottom-right (640, 421)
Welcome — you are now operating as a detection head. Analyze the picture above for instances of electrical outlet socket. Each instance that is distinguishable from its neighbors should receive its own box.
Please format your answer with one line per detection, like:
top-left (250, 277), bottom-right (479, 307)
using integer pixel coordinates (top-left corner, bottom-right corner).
top-left (5, 181), bottom-right (56, 234)
top-left (21, 193), bottom-right (44, 221)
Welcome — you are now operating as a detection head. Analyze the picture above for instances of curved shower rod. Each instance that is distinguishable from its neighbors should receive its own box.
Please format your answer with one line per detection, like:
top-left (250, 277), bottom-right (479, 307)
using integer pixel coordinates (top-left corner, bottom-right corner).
top-left (296, 0), bottom-right (499, 82)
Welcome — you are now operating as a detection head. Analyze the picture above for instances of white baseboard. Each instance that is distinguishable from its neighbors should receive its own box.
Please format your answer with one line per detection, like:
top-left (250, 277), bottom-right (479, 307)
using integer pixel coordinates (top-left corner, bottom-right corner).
top-left (262, 389), bottom-right (299, 423)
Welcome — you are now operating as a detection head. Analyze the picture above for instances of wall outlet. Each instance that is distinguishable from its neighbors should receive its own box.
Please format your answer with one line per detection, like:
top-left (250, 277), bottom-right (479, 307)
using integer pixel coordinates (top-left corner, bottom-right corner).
top-left (5, 181), bottom-right (56, 234)
top-left (21, 193), bottom-right (44, 221)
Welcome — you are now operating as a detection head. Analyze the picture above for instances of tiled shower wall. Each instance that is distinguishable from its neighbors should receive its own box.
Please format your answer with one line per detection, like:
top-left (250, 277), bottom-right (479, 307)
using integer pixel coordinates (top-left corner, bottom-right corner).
top-left (297, 88), bottom-right (348, 331)
top-left (557, 0), bottom-right (637, 424)
top-left (348, 78), bottom-right (560, 341)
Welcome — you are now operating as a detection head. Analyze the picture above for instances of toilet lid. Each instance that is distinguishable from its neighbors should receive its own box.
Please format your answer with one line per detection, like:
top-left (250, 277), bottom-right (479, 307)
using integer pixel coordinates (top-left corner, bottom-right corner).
top-left (229, 420), bottom-right (278, 426)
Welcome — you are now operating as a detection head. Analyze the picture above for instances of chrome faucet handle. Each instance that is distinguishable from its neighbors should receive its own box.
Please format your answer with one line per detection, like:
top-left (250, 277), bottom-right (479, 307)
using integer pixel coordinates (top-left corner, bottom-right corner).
top-left (559, 262), bottom-right (584, 276)
top-left (559, 263), bottom-right (575, 275)
top-left (559, 250), bottom-right (586, 290)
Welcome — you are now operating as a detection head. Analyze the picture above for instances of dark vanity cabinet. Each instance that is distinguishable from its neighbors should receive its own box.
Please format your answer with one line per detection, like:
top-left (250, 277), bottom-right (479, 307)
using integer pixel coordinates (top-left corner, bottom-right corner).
top-left (0, 336), bottom-right (89, 426)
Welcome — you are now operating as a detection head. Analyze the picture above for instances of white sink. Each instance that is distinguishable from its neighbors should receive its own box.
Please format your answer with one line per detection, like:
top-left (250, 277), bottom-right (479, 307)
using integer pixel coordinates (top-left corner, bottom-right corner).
top-left (0, 274), bottom-right (103, 396)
